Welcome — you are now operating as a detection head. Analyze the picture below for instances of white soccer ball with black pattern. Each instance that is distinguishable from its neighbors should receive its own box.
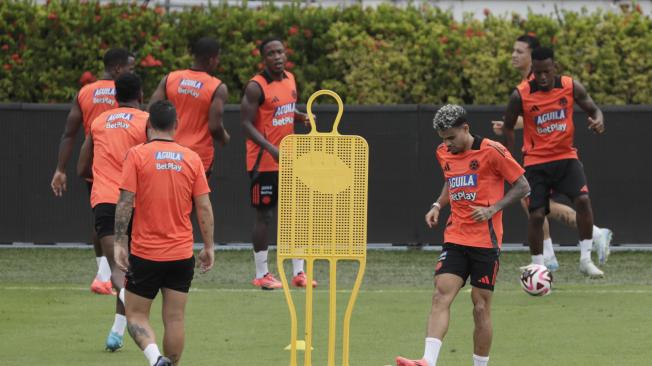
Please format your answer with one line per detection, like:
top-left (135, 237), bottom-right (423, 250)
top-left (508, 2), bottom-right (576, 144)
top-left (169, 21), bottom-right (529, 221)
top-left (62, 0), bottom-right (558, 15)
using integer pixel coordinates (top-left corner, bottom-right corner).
top-left (520, 264), bottom-right (553, 296)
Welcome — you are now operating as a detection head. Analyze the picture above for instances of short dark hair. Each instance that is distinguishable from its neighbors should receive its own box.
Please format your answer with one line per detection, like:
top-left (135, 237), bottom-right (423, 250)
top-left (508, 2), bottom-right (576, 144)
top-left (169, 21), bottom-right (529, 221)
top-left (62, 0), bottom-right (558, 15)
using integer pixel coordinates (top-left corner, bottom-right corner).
top-left (516, 34), bottom-right (540, 51)
top-left (532, 46), bottom-right (554, 61)
top-left (103, 48), bottom-right (131, 70)
top-left (149, 100), bottom-right (177, 131)
top-left (259, 36), bottom-right (283, 56)
top-left (114, 73), bottom-right (142, 103)
top-left (191, 37), bottom-right (220, 62)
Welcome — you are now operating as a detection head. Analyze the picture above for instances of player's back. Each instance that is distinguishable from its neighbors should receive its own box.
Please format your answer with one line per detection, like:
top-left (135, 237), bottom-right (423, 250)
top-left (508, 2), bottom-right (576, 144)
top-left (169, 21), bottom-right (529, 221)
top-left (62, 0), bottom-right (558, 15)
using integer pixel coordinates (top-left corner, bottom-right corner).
top-left (166, 69), bottom-right (222, 171)
top-left (517, 75), bottom-right (577, 166)
top-left (436, 136), bottom-right (524, 248)
top-left (123, 140), bottom-right (209, 261)
top-left (90, 107), bottom-right (148, 207)
top-left (78, 79), bottom-right (118, 135)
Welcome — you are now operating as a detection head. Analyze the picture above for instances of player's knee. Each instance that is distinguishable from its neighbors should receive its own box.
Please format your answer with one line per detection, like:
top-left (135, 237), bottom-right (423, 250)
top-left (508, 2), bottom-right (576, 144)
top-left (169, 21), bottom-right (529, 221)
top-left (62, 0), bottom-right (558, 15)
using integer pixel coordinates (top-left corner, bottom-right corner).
top-left (256, 208), bottom-right (274, 224)
top-left (529, 209), bottom-right (546, 224)
top-left (574, 195), bottom-right (591, 211)
top-left (431, 288), bottom-right (454, 309)
top-left (472, 300), bottom-right (490, 321)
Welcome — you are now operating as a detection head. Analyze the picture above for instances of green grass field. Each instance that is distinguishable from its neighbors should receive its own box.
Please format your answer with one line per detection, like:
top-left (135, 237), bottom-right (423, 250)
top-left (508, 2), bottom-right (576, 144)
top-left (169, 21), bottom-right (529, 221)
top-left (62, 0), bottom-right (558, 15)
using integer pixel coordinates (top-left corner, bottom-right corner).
top-left (1, 249), bottom-right (651, 366)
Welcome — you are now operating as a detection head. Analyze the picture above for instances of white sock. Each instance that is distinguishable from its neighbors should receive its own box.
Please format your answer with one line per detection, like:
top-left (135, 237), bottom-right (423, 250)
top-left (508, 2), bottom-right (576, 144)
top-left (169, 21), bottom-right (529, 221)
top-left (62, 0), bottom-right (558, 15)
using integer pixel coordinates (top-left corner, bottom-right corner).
top-left (292, 259), bottom-right (304, 276)
top-left (473, 354), bottom-right (490, 366)
top-left (143, 343), bottom-right (161, 366)
top-left (119, 288), bottom-right (125, 304)
top-left (543, 238), bottom-right (554, 258)
top-left (531, 254), bottom-right (544, 265)
top-left (111, 314), bottom-right (127, 336)
top-left (254, 250), bottom-right (269, 279)
top-left (422, 337), bottom-right (442, 366)
top-left (592, 225), bottom-right (600, 240)
top-left (98, 256), bottom-right (112, 282)
top-left (579, 239), bottom-right (592, 261)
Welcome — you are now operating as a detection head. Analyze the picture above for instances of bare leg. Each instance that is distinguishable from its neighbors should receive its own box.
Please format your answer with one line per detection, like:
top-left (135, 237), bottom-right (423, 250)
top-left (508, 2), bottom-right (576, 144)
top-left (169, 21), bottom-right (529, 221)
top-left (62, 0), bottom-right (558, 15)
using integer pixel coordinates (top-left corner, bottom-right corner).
top-left (252, 207), bottom-right (273, 253)
top-left (574, 195), bottom-right (594, 241)
top-left (549, 200), bottom-right (578, 228)
top-left (528, 207), bottom-right (546, 256)
top-left (92, 229), bottom-right (103, 257)
top-left (161, 288), bottom-right (188, 366)
top-left (125, 290), bottom-right (156, 349)
top-left (100, 234), bottom-right (125, 315)
top-left (521, 198), bottom-right (551, 241)
top-left (471, 287), bottom-right (493, 357)
top-left (426, 274), bottom-right (464, 339)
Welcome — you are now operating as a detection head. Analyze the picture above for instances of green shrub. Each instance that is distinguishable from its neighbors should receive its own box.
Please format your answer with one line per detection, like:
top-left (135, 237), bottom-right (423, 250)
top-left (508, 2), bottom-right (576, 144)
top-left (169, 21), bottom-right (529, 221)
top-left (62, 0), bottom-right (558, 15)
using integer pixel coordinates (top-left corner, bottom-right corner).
top-left (0, 1), bottom-right (651, 104)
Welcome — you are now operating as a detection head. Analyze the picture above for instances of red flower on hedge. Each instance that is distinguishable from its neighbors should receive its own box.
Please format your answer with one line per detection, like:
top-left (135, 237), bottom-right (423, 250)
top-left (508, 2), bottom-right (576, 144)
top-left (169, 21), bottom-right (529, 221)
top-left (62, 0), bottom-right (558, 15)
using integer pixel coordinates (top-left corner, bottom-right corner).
top-left (303, 29), bottom-right (313, 39)
top-left (140, 54), bottom-right (162, 67)
top-left (79, 71), bottom-right (97, 86)
top-left (11, 53), bottom-right (22, 64)
top-left (483, 8), bottom-right (491, 16)
top-left (251, 48), bottom-right (260, 57)
top-left (154, 6), bottom-right (165, 15)
top-left (288, 25), bottom-right (299, 36)
top-left (94, 15), bottom-right (101, 22)
top-left (464, 27), bottom-right (475, 38)
top-left (255, 39), bottom-right (262, 46)
top-left (3, 64), bottom-right (11, 71)
top-left (551, 35), bottom-right (558, 45)
top-left (527, 31), bottom-right (536, 37)
top-left (48, 12), bottom-right (58, 20)
top-left (285, 47), bottom-right (295, 56)
top-left (257, 19), bottom-right (267, 29)
top-left (1, 44), bottom-right (9, 51)
top-left (257, 62), bottom-right (264, 70)
top-left (439, 36), bottom-right (448, 44)
top-left (285, 61), bottom-right (295, 70)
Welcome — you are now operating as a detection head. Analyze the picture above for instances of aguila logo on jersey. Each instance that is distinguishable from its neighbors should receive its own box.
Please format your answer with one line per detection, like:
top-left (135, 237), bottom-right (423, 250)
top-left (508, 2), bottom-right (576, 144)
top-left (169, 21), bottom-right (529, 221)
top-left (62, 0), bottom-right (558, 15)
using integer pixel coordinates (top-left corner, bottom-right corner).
top-left (448, 174), bottom-right (477, 189)
top-left (272, 102), bottom-right (295, 127)
top-left (534, 108), bottom-right (566, 126)
top-left (155, 151), bottom-right (183, 161)
top-left (178, 79), bottom-right (203, 98)
top-left (105, 112), bottom-right (133, 129)
top-left (93, 87), bottom-right (116, 105)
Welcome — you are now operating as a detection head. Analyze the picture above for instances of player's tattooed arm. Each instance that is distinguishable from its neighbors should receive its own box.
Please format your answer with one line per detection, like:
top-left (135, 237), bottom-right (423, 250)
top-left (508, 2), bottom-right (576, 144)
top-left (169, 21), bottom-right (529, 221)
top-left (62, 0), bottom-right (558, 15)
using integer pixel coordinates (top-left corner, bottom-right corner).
top-left (573, 80), bottom-right (605, 134)
top-left (495, 175), bottom-right (530, 212)
top-left (209, 83), bottom-right (230, 146)
top-left (115, 190), bottom-right (135, 247)
top-left (503, 89), bottom-right (523, 153)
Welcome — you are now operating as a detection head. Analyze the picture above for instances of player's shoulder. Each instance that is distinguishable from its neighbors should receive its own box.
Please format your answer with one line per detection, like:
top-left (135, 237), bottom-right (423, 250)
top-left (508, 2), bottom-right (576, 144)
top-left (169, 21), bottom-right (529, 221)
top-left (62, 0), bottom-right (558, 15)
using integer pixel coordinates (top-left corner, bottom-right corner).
top-left (436, 143), bottom-right (448, 155)
top-left (561, 75), bottom-right (574, 87)
top-left (480, 138), bottom-right (509, 158)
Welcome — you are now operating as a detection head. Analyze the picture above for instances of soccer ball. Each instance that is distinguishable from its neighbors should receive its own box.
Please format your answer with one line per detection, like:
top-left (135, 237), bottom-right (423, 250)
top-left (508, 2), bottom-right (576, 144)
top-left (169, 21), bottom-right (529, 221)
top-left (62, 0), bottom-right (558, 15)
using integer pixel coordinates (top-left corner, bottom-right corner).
top-left (520, 264), bottom-right (553, 296)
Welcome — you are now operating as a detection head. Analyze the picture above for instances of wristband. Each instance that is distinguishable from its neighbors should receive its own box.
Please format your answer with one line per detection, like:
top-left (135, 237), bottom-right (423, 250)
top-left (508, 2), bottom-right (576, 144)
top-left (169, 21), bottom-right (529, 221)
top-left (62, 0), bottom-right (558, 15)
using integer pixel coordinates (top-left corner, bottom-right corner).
top-left (431, 202), bottom-right (441, 210)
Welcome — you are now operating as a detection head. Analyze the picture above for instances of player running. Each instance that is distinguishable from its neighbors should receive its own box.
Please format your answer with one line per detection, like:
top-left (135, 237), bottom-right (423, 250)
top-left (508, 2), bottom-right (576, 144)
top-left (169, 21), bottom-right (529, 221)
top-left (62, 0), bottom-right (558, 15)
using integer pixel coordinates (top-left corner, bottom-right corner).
top-left (240, 37), bottom-right (315, 289)
top-left (51, 48), bottom-right (135, 295)
top-left (148, 37), bottom-right (230, 175)
top-left (396, 105), bottom-right (530, 366)
top-left (503, 47), bottom-right (606, 278)
top-left (492, 35), bottom-right (612, 270)
top-left (77, 73), bottom-right (148, 351)
top-left (114, 100), bottom-right (215, 366)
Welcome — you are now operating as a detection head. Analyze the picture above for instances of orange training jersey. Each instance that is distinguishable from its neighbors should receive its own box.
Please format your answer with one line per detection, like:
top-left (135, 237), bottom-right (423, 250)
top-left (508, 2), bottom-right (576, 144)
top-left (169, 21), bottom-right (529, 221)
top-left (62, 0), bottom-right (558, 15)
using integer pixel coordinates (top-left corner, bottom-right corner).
top-left (77, 79), bottom-right (118, 135)
top-left (246, 70), bottom-right (297, 172)
top-left (120, 140), bottom-right (210, 261)
top-left (166, 69), bottom-right (222, 171)
top-left (436, 136), bottom-right (525, 249)
top-left (517, 75), bottom-right (578, 167)
top-left (90, 107), bottom-right (148, 208)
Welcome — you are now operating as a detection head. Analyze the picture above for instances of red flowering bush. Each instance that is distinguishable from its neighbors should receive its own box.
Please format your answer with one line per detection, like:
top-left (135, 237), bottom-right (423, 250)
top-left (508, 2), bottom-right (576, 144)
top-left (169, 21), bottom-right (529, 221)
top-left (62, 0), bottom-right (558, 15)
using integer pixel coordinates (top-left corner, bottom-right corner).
top-left (0, 1), bottom-right (651, 104)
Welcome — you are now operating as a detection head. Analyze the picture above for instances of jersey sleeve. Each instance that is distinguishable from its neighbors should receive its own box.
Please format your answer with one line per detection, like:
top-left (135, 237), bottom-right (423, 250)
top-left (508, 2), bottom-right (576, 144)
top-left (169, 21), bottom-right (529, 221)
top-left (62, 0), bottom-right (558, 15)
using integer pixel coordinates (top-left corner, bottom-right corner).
top-left (488, 143), bottom-right (524, 184)
top-left (120, 148), bottom-right (139, 193)
top-left (192, 157), bottom-right (211, 197)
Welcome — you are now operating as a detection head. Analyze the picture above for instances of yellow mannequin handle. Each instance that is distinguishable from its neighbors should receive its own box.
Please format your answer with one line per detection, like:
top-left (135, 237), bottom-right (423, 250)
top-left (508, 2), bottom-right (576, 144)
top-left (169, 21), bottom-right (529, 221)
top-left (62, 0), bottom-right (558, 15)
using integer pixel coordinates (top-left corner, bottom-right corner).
top-left (306, 89), bottom-right (344, 135)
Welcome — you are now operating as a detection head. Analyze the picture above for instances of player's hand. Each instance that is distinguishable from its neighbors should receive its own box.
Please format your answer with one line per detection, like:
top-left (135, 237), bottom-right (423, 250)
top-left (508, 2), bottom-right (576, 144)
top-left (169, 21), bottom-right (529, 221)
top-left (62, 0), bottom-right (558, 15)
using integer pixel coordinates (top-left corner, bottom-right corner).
top-left (425, 206), bottom-right (440, 228)
top-left (51, 170), bottom-right (67, 197)
top-left (197, 247), bottom-right (214, 274)
top-left (470, 205), bottom-right (498, 222)
top-left (491, 120), bottom-right (504, 136)
top-left (588, 116), bottom-right (605, 134)
top-left (305, 113), bottom-right (316, 127)
top-left (220, 130), bottom-right (231, 147)
top-left (114, 244), bottom-right (129, 273)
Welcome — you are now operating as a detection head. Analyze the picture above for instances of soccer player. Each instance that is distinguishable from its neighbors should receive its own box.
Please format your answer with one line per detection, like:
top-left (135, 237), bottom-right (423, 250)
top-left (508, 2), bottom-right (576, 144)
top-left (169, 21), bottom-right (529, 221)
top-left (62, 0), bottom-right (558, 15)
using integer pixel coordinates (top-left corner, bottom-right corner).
top-left (51, 48), bottom-right (135, 295)
top-left (114, 100), bottom-right (215, 366)
top-left (503, 47), bottom-right (606, 277)
top-left (148, 37), bottom-right (230, 175)
top-left (240, 37), bottom-right (316, 289)
top-left (493, 35), bottom-right (612, 270)
top-left (77, 73), bottom-right (149, 351)
top-left (396, 105), bottom-right (530, 366)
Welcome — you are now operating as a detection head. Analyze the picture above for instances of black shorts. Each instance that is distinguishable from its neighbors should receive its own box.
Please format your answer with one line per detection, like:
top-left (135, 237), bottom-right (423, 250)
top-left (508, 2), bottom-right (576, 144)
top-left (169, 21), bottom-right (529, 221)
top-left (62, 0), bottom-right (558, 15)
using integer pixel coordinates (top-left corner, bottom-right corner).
top-left (93, 203), bottom-right (132, 239)
top-left (525, 159), bottom-right (589, 214)
top-left (125, 254), bottom-right (195, 300)
top-left (249, 171), bottom-right (278, 208)
top-left (435, 243), bottom-right (500, 291)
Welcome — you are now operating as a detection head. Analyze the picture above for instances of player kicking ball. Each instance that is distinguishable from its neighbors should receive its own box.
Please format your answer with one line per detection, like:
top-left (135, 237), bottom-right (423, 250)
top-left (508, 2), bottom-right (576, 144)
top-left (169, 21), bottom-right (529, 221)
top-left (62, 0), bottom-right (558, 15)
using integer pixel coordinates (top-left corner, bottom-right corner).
top-left (395, 105), bottom-right (530, 366)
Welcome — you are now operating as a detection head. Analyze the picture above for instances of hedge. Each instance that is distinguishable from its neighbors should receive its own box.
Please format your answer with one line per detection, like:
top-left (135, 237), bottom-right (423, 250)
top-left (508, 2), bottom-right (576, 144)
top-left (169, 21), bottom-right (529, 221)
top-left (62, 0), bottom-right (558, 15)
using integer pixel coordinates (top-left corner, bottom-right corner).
top-left (1, 1), bottom-right (651, 104)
